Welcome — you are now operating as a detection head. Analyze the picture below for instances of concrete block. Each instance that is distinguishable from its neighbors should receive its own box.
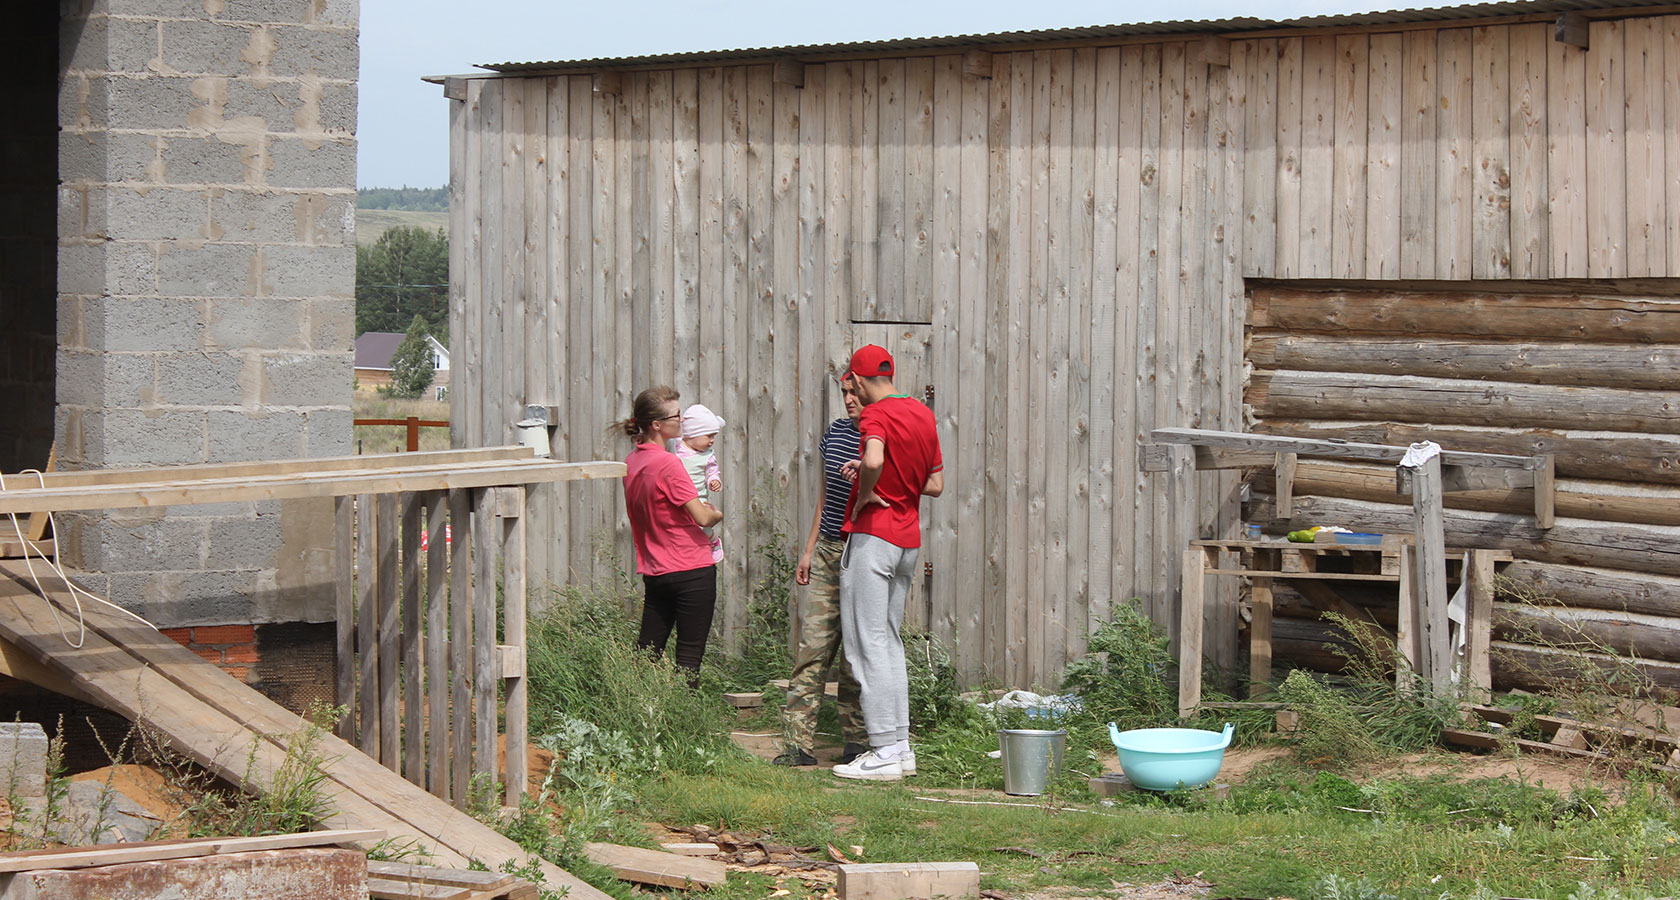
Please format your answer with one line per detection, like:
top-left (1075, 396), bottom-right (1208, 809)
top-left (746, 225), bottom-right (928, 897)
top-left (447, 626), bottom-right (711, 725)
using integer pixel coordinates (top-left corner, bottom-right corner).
top-left (260, 245), bottom-right (353, 298)
top-left (106, 186), bottom-right (211, 241)
top-left (81, 297), bottom-right (204, 352)
top-left (205, 297), bottom-right (306, 349)
top-left (313, 80), bottom-right (357, 134)
top-left (158, 243), bottom-right (257, 297)
top-left (103, 15), bottom-right (160, 75)
top-left (208, 408), bottom-right (307, 460)
top-left (205, 512), bottom-right (283, 565)
top-left (83, 408), bottom-right (207, 466)
top-left (140, 569), bottom-right (270, 625)
top-left (0, 723), bottom-right (49, 800)
top-left (59, 14), bottom-right (111, 74)
top-left (57, 131), bottom-right (109, 186)
top-left (155, 352), bottom-right (249, 406)
top-left (223, 78), bottom-right (305, 134)
top-left (59, 74), bottom-right (111, 135)
top-left (160, 135), bottom-right (251, 186)
top-left (1088, 772), bottom-right (1139, 797)
top-left (0, 848), bottom-right (367, 900)
top-left (55, 351), bottom-right (155, 407)
top-left (75, 514), bottom-right (208, 571)
top-left (209, 190), bottom-right (304, 244)
top-left (160, 20), bottom-right (257, 77)
top-left (303, 406), bottom-right (354, 455)
top-left (59, 184), bottom-right (105, 240)
top-left (269, 25), bottom-right (358, 80)
top-left (264, 352), bottom-right (351, 407)
top-left (103, 75), bottom-right (205, 131)
top-left (307, 296), bottom-right (356, 351)
top-left (267, 138), bottom-right (356, 190)
top-left (219, 0), bottom-right (324, 23)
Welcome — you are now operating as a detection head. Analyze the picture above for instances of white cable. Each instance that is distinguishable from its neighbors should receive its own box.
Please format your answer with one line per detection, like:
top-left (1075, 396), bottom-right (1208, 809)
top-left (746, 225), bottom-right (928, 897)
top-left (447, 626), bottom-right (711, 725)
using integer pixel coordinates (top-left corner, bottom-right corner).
top-left (0, 470), bottom-right (160, 650)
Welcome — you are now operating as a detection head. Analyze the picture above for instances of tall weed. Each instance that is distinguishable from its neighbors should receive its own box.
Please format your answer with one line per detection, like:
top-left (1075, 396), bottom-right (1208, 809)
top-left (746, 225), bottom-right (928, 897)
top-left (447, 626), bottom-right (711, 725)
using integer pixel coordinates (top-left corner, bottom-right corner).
top-left (1059, 600), bottom-right (1176, 731)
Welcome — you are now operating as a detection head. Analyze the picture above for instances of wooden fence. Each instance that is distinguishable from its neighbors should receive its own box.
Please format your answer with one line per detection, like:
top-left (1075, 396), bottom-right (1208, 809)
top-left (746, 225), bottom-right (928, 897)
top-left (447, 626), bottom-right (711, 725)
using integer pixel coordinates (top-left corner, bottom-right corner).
top-left (448, 10), bottom-right (1680, 687)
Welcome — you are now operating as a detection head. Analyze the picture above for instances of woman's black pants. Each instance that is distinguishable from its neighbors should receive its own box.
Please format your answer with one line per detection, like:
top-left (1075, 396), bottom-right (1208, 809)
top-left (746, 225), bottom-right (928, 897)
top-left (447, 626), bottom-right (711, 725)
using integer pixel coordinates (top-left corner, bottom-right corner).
top-left (636, 564), bottom-right (718, 679)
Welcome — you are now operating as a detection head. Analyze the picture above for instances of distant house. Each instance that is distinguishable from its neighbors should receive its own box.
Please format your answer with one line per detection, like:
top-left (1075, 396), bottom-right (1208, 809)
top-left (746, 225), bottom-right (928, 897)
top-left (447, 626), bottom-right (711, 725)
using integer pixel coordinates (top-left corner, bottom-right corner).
top-left (354, 332), bottom-right (450, 396)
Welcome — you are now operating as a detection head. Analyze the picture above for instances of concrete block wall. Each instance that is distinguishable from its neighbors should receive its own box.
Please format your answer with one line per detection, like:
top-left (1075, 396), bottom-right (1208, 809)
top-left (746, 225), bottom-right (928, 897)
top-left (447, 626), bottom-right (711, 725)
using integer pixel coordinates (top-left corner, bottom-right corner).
top-left (55, 0), bottom-right (357, 627)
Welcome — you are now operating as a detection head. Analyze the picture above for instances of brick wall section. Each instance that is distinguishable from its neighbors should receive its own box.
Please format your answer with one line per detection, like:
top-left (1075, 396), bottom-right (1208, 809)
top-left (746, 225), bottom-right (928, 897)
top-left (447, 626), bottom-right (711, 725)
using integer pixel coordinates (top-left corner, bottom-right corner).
top-left (161, 623), bottom-right (258, 682)
top-left (56, 0), bottom-right (358, 627)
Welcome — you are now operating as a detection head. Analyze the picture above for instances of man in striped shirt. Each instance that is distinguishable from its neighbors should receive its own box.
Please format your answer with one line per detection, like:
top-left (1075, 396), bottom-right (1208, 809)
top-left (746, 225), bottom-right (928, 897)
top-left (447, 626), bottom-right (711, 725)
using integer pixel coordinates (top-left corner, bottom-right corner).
top-left (775, 377), bottom-right (868, 767)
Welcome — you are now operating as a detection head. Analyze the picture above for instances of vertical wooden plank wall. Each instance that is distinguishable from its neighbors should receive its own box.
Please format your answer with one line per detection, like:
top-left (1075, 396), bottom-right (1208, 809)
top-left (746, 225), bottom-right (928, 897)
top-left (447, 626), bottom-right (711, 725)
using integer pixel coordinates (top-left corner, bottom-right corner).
top-left (449, 14), bottom-right (1680, 687)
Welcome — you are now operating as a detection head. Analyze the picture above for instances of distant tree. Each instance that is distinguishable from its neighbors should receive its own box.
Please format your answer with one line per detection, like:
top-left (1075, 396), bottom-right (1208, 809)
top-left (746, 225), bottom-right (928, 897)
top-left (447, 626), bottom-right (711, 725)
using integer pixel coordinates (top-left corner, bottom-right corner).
top-left (357, 186), bottom-right (449, 212)
top-left (356, 226), bottom-right (449, 338)
top-left (387, 315), bottom-right (437, 399)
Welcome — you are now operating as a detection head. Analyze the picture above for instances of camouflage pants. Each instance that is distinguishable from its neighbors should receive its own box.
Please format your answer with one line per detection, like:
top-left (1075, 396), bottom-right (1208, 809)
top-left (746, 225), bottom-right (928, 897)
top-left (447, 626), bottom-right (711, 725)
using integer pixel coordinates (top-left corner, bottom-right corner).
top-left (784, 537), bottom-right (865, 751)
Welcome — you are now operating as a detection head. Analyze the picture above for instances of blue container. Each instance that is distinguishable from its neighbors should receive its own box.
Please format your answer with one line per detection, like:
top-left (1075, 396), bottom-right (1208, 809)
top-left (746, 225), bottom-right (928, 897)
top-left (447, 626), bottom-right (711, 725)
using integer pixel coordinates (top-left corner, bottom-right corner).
top-left (1336, 532), bottom-right (1384, 545)
top-left (1107, 722), bottom-right (1234, 791)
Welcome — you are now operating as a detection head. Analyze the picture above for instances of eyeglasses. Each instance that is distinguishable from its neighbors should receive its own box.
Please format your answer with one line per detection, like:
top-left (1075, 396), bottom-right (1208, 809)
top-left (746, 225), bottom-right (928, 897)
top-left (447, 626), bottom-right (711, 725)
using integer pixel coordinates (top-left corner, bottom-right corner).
top-left (656, 414), bottom-right (682, 423)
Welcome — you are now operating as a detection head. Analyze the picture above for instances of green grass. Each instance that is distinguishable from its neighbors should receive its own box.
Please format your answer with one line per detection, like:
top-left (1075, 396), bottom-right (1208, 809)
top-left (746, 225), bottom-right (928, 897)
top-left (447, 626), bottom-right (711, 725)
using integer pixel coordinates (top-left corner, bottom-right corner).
top-left (351, 393), bottom-right (451, 454)
top-left (356, 208), bottom-right (449, 246)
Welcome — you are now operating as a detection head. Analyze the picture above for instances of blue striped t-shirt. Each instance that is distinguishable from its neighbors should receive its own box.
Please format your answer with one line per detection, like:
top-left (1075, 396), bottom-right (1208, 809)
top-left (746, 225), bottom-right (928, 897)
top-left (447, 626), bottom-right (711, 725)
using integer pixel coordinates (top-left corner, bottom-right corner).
top-left (817, 417), bottom-right (861, 540)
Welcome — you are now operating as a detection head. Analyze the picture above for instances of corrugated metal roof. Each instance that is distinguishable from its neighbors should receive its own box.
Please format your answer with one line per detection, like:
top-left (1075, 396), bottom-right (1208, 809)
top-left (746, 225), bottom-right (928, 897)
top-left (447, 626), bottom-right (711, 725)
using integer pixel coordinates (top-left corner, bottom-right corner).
top-left (478, 0), bottom-right (1669, 73)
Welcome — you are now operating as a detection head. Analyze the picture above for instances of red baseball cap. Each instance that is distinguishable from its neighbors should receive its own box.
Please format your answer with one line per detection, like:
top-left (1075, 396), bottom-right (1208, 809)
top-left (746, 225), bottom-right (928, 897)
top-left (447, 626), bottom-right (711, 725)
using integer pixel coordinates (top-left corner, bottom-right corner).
top-left (848, 344), bottom-right (894, 378)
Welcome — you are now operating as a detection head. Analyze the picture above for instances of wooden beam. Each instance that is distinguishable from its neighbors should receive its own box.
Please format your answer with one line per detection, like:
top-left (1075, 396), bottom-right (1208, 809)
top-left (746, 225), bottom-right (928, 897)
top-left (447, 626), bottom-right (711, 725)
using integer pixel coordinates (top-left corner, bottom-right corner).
top-left (443, 77), bottom-right (467, 101)
top-left (1151, 427), bottom-right (1537, 469)
top-left (0, 458), bottom-right (623, 516)
top-left (772, 58), bottom-right (805, 87)
top-left (1179, 547), bottom-right (1207, 719)
top-left (1405, 455), bottom-right (1451, 694)
top-left (837, 863), bottom-right (980, 900)
top-left (583, 842), bottom-right (727, 890)
top-left (1555, 13), bottom-right (1590, 48)
top-left (0, 830), bottom-right (385, 874)
top-left (1465, 549), bottom-right (1496, 700)
top-left (1139, 444), bottom-right (1276, 471)
top-left (961, 50), bottom-right (994, 78)
top-left (16, 447), bottom-right (535, 490)
top-left (1533, 453), bottom-right (1556, 528)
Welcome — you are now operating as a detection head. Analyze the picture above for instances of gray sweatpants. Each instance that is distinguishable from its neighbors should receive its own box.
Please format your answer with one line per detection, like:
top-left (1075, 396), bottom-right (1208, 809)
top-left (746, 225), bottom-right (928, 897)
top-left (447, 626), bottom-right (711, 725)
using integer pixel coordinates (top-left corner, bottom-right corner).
top-left (838, 532), bottom-right (920, 748)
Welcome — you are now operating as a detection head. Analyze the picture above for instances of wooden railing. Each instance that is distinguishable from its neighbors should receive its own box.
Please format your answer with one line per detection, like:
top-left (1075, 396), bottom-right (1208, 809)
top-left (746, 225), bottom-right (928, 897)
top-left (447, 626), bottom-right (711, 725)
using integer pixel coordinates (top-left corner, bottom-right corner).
top-left (353, 417), bottom-right (450, 452)
top-left (0, 447), bottom-right (626, 808)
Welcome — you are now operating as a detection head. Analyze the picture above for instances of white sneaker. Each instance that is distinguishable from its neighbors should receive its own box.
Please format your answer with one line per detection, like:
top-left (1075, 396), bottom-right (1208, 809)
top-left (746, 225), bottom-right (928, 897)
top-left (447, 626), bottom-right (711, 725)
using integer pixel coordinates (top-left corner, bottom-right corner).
top-left (901, 749), bottom-right (917, 776)
top-left (833, 749), bottom-right (904, 781)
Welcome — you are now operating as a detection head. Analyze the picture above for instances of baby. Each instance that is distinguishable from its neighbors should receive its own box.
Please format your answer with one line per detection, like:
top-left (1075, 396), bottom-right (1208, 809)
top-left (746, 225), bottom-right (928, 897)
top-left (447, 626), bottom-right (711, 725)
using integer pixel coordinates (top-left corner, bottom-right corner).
top-left (670, 403), bottom-right (725, 563)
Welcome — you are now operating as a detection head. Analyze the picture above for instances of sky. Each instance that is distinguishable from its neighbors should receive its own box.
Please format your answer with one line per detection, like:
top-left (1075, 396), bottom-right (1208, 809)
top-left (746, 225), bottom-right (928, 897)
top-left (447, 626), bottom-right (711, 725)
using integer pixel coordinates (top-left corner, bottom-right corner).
top-left (357, 0), bottom-right (1449, 190)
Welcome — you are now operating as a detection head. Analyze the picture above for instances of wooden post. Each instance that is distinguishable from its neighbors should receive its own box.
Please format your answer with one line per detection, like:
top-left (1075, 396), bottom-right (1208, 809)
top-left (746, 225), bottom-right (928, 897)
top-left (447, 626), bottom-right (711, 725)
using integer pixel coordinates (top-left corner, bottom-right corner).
top-left (448, 487), bottom-right (472, 806)
top-left (1395, 541), bottom-right (1417, 692)
top-left (356, 493), bottom-right (378, 756)
top-left (498, 487), bottom-right (527, 806)
top-left (400, 492), bottom-right (424, 784)
top-left (405, 417), bottom-right (421, 453)
top-left (1533, 454), bottom-right (1555, 528)
top-left (1275, 452), bottom-right (1298, 518)
top-left (1406, 456), bottom-right (1451, 695)
top-left (424, 491), bottom-right (448, 799)
top-left (334, 495), bottom-right (354, 741)
top-left (1248, 548), bottom-right (1277, 698)
top-left (1178, 547), bottom-right (1206, 719)
top-left (1464, 549), bottom-right (1496, 700)
top-left (471, 488), bottom-right (497, 796)
top-left (376, 493), bottom-right (400, 771)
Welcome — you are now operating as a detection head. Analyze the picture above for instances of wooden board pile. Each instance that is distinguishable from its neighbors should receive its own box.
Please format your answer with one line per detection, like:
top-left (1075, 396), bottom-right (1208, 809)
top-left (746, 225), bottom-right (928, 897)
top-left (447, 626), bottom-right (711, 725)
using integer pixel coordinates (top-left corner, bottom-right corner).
top-left (1445, 703), bottom-right (1680, 773)
top-left (368, 860), bottom-right (538, 900)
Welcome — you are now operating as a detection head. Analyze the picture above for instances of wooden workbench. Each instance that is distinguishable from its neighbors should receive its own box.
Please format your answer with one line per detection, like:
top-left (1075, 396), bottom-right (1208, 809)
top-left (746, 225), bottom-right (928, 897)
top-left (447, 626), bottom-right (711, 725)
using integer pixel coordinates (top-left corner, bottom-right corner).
top-left (1178, 537), bottom-right (1510, 717)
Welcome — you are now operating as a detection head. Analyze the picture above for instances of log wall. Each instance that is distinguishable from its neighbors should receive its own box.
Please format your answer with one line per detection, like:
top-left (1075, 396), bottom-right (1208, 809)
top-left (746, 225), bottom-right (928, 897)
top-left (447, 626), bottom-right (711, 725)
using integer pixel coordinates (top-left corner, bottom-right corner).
top-left (450, 11), bottom-right (1680, 687)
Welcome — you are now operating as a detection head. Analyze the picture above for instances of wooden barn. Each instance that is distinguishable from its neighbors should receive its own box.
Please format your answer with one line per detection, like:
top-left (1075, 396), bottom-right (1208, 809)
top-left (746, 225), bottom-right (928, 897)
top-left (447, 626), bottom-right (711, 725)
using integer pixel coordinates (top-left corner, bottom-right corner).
top-left (437, 0), bottom-right (1680, 691)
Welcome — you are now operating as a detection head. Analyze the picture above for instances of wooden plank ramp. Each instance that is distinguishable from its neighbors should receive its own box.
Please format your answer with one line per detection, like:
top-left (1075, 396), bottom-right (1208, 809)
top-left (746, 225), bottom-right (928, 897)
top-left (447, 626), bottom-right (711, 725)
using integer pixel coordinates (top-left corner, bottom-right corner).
top-left (0, 562), bottom-right (610, 900)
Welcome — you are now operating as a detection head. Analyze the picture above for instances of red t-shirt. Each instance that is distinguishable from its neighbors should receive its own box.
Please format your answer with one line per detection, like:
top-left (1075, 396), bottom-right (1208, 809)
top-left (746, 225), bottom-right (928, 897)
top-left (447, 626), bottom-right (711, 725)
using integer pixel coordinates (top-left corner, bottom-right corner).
top-left (623, 442), bottom-right (715, 576)
top-left (842, 396), bottom-right (943, 549)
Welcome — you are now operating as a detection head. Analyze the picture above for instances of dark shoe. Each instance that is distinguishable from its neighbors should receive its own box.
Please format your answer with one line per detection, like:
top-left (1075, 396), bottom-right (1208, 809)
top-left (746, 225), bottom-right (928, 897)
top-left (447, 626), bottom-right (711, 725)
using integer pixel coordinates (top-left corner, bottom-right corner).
top-left (840, 742), bottom-right (868, 764)
top-left (774, 748), bottom-right (818, 767)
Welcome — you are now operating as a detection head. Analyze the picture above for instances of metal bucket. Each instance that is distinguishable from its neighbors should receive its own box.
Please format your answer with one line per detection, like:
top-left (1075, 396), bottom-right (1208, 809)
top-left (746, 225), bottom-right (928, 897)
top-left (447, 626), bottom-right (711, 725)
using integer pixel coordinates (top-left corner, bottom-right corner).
top-left (997, 729), bottom-right (1066, 796)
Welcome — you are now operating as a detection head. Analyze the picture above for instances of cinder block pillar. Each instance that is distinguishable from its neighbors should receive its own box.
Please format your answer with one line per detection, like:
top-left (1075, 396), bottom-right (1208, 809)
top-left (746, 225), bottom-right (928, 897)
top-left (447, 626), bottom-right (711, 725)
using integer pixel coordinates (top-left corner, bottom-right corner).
top-left (55, 0), bottom-right (358, 632)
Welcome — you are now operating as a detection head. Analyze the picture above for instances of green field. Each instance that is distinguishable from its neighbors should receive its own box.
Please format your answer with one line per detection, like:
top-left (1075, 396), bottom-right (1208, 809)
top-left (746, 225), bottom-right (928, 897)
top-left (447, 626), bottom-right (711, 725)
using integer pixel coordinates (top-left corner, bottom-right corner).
top-left (356, 208), bottom-right (449, 246)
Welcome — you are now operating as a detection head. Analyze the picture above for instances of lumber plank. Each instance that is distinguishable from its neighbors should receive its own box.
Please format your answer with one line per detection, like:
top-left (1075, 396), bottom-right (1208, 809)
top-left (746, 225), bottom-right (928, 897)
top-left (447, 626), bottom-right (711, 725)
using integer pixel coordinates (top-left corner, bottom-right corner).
top-left (955, 54), bottom-right (989, 679)
top-left (1470, 25), bottom-right (1511, 278)
top-left (1331, 33), bottom-right (1367, 278)
top-left (367, 860), bottom-right (515, 890)
top-left (1623, 16), bottom-right (1666, 277)
top-left (472, 489), bottom-right (497, 790)
top-left (426, 491), bottom-right (448, 797)
top-left (369, 877), bottom-right (472, 900)
top-left (0, 563), bottom-right (611, 900)
top-left (1585, 20), bottom-right (1626, 278)
top-left (1298, 35), bottom-right (1333, 275)
top-left (334, 496), bottom-right (354, 741)
top-left (1435, 27), bottom-right (1472, 279)
top-left (479, 78), bottom-right (504, 450)
top-left (584, 842), bottom-right (727, 889)
top-left (0, 459), bottom-right (624, 516)
top-left (1274, 36), bottom-right (1302, 277)
top-left (1005, 49), bottom-right (1032, 684)
top-left (358, 494), bottom-right (380, 757)
top-left (1364, 33), bottom-right (1400, 278)
top-left (11, 448), bottom-right (533, 491)
top-left (499, 488), bottom-right (527, 806)
top-left (1243, 37), bottom-right (1278, 276)
top-left (661, 843), bottom-right (721, 857)
top-left (1547, 32), bottom-right (1588, 276)
top-left (378, 493), bottom-right (400, 771)
top-left (449, 487), bottom-right (472, 806)
top-left (1179, 547), bottom-right (1206, 718)
top-left (0, 830), bottom-right (384, 874)
top-left (836, 862), bottom-right (980, 900)
top-left (1152, 427), bottom-right (1537, 468)
top-left (1508, 23), bottom-right (1549, 277)
top-left (1247, 336), bottom-right (1680, 390)
top-left (1248, 286), bottom-right (1680, 342)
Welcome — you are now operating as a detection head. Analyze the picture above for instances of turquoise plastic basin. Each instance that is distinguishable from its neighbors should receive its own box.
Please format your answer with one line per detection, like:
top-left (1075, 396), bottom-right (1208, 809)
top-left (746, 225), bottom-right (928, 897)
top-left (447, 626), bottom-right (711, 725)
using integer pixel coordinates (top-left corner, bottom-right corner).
top-left (1107, 722), bottom-right (1233, 791)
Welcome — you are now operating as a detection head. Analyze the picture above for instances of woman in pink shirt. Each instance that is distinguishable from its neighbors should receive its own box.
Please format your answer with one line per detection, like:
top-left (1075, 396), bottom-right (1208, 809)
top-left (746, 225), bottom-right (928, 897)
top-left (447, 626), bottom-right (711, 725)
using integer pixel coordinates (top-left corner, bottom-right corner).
top-left (617, 386), bottom-right (723, 679)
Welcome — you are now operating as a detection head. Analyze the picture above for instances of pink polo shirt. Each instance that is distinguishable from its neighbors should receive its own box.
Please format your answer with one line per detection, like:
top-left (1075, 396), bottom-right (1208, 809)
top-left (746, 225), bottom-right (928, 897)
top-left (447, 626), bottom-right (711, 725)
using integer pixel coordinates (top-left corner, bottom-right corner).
top-left (623, 442), bottom-right (715, 576)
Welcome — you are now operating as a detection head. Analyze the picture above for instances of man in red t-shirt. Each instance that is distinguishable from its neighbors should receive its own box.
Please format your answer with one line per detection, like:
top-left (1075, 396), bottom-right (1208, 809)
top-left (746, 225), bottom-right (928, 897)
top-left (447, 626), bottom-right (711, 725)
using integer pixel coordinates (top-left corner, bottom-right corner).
top-left (833, 345), bottom-right (943, 781)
